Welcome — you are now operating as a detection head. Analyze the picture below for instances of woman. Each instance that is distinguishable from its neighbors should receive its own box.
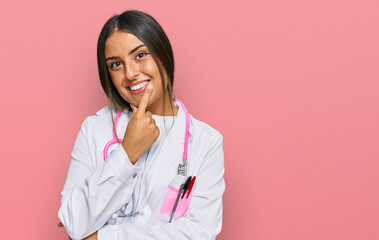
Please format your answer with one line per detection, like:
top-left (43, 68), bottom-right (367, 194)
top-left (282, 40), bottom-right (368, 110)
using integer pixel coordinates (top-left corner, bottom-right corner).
top-left (58, 10), bottom-right (225, 240)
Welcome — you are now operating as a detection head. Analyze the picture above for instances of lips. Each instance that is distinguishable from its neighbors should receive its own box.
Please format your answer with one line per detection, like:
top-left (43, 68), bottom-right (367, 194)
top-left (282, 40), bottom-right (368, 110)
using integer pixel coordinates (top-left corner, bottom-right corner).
top-left (128, 80), bottom-right (150, 89)
top-left (126, 80), bottom-right (151, 95)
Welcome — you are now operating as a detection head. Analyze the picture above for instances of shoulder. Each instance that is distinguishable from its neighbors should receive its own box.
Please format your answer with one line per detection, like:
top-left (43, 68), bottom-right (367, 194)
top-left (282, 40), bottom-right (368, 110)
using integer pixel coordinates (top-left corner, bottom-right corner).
top-left (95, 105), bottom-right (115, 122)
top-left (188, 115), bottom-right (224, 175)
top-left (79, 105), bottom-right (114, 135)
top-left (190, 115), bottom-right (223, 148)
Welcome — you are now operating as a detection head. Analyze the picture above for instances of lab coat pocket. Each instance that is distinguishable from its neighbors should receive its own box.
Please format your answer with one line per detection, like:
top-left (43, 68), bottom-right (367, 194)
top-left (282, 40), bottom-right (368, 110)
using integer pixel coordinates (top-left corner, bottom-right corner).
top-left (161, 185), bottom-right (193, 217)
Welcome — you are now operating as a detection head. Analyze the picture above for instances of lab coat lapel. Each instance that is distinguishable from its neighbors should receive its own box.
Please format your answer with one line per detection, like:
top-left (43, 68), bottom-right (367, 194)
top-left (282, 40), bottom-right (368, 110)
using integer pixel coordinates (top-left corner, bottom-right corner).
top-left (143, 101), bottom-right (193, 204)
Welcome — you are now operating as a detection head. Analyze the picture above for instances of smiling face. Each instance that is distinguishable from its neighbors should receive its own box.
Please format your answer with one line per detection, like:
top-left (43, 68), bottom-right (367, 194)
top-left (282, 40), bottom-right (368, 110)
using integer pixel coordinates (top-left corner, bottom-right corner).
top-left (105, 30), bottom-right (173, 115)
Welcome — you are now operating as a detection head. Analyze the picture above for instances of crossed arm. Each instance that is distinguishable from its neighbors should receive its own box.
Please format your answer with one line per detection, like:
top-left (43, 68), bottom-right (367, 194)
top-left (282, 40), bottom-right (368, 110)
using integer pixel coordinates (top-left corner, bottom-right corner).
top-left (58, 117), bottom-right (225, 239)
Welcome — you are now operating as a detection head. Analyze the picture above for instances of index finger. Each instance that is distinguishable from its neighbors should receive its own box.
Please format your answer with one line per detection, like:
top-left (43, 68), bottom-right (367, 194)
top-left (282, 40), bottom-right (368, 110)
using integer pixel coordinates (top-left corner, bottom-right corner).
top-left (136, 83), bottom-right (153, 115)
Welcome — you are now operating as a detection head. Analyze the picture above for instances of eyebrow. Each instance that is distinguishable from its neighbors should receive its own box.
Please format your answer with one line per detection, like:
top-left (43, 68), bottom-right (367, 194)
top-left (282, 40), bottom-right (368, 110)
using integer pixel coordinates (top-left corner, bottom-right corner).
top-left (105, 44), bottom-right (146, 61)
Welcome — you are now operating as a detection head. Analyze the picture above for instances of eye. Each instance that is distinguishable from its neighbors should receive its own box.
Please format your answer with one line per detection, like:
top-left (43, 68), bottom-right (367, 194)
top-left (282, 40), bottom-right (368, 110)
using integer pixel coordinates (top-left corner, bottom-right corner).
top-left (136, 52), bottom-right (148, 60)
top-left (110, 61), bottom-right (123, 70)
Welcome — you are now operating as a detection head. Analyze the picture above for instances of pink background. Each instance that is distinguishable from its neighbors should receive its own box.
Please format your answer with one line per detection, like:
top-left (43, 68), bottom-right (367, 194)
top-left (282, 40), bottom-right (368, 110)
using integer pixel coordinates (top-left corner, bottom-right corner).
top-left (0, 0), bottom-right (378, 239)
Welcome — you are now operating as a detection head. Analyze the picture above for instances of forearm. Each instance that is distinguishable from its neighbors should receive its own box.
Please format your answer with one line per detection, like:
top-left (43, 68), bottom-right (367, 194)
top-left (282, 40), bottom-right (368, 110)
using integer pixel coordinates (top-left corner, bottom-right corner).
top-left (98, 207), bottom-right (223, 240)
top-left (59, 144), bottom-right (140, 239)
top-left (98, 170), bottom-right (225, 240)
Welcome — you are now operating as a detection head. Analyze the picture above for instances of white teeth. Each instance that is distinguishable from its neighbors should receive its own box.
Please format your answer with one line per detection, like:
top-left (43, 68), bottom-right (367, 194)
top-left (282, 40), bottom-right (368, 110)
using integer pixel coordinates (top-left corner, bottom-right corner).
top-left (130, 81), bottom-right (148, 91)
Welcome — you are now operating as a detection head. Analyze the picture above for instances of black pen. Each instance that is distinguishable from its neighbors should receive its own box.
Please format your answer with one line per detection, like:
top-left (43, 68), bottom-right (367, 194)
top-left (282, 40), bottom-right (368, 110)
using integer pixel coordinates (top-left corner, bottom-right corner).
top-left (181, 176), bottom-right (192, 199)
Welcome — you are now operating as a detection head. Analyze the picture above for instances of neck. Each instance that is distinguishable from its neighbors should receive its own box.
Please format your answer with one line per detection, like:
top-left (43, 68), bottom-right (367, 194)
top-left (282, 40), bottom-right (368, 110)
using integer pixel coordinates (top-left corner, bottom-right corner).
top-left (146, 95), bottom-right (179, 116)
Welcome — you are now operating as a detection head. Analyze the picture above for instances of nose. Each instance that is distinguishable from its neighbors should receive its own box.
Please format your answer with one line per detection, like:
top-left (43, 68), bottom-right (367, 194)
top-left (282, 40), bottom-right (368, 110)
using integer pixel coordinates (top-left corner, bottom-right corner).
top-left (124, 60), bottom-right (139, 80)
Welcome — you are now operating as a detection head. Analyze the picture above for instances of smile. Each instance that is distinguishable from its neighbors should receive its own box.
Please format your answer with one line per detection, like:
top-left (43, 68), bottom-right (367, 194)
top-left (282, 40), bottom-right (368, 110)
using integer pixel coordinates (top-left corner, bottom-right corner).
top-left (129, 80), bottom-right (149, 91)
top-left (126, 80), bottom-right (151, 95)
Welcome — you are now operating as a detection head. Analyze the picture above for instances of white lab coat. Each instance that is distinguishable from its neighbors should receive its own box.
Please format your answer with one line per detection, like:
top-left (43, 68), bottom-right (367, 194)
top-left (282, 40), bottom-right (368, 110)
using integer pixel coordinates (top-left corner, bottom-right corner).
top-left (58, 101), bottom-right (225, 240)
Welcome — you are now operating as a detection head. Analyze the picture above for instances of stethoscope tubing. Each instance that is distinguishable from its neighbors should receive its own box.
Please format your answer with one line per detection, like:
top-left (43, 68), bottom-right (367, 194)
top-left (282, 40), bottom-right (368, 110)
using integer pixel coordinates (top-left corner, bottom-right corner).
top-left (103, 98), bottom-right (190, 161)
top-left (173, 98), bottom-right (190, 160)
top-left (104, 98), bottom-right (191, 219)
top-left (103, 110), bottom-right (123, 160)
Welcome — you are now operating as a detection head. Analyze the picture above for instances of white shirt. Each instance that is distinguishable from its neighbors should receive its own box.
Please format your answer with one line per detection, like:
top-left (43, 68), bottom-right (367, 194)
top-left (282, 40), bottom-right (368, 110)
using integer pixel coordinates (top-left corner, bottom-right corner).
top-left (58, 101), bottom-right (225, 240)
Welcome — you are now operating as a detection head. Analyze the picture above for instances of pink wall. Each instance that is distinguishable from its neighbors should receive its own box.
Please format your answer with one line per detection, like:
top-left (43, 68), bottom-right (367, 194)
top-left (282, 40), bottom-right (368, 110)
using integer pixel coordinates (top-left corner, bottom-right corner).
top-left (0, 0), bottom-right (378, 239)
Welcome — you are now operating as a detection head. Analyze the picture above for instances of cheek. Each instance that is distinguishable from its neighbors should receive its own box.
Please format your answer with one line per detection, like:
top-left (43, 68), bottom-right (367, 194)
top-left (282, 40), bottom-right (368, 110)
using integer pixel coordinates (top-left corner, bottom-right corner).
top-left (141, 60), bottom-right (160, 77)
top-left (109, 72), bottom-right (124, 89)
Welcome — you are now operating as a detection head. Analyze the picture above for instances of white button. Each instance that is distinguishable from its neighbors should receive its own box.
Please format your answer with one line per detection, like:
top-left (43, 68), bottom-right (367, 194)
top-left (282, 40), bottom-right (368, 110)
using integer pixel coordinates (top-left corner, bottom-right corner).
top-left (133, 172), bottom-right (137, 178)
top-left (112, 213), bottom-right (118, 219)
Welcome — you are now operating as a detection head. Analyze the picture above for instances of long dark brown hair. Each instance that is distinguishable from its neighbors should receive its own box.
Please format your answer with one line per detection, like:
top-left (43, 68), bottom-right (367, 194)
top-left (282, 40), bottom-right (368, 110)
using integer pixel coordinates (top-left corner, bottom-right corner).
top-left (97, 10), bottom-right (176, 140)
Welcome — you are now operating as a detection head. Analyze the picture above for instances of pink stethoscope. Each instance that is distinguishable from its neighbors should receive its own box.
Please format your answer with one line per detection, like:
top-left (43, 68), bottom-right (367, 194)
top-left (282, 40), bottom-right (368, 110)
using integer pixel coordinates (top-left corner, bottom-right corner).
top-left (103, 98), bottom-right (191, 176)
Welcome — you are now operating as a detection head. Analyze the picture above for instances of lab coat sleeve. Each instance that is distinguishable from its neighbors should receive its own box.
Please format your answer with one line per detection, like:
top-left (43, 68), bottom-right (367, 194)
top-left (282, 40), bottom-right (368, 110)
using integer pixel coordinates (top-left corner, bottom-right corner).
top-left (58, 117), bottom-right (141, 240)
top-left (98, 134), bottom-right (225, 240)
